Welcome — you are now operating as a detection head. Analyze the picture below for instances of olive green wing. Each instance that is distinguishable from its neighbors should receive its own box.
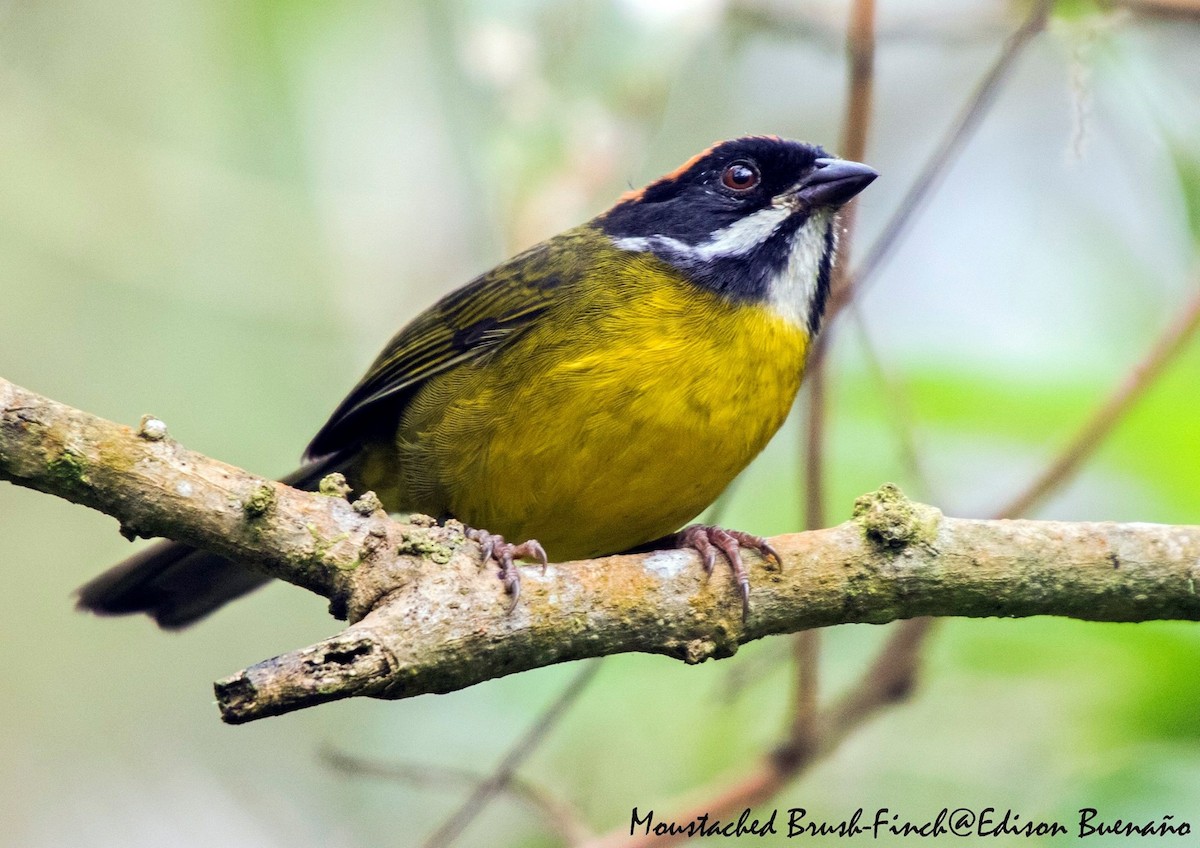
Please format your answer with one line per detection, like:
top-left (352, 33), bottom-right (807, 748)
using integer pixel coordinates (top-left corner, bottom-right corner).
top-left (304, 236), bottom-right (576, 460)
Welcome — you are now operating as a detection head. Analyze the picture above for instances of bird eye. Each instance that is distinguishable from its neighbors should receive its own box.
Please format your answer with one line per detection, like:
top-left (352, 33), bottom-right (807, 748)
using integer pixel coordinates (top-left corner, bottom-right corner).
top-left (721, 161), bottom-right (760, 192)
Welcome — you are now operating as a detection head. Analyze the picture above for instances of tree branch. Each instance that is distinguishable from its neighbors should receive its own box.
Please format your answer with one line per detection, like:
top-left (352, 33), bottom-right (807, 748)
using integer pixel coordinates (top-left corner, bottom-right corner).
top-left (4, 375), bottom-right (1200, 726)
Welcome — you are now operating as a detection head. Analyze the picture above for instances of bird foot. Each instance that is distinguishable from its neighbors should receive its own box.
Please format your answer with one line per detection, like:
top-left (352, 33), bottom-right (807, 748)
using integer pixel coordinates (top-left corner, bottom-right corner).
top-left (465, 527), bottom-right (548, 612)
top-left (675, 525), bottom-right (780, 621)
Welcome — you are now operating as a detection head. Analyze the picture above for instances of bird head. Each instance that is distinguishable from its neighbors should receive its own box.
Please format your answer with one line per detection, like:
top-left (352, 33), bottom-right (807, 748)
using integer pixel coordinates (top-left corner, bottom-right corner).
top-left (599, 136), bottom-right (877, 334)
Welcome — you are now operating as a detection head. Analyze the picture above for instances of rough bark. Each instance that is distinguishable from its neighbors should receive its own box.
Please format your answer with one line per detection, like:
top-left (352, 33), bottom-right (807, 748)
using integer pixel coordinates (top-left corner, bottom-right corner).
top-left (3, 376), bottom-right (1199, 724)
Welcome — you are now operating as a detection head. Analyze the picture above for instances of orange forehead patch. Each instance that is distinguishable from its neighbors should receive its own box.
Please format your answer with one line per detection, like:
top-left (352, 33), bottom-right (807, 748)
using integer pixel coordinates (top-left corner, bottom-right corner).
top-left (617, 141), bottom-right (720, 204)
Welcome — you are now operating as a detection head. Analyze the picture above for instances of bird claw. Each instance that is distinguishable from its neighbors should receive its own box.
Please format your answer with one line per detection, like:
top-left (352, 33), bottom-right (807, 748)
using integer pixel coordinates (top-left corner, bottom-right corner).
top-left (676, 525), bottom-right (779, 622)
top-left (465, 528), bottom-right (547, 612)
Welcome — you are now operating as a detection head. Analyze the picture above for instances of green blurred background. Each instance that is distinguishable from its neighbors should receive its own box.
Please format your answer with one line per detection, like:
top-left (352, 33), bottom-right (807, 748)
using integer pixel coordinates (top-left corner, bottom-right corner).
top-left (2, 1), bottom-right (1199, 845)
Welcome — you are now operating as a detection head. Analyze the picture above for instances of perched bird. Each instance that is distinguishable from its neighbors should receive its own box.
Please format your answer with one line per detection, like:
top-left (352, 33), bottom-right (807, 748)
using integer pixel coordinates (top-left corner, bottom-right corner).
top-left (78, 136), bottom-right (876, 628)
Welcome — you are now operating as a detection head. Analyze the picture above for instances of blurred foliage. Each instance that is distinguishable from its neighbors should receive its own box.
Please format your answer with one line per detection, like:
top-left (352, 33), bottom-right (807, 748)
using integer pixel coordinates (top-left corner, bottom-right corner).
top-left (1170, 146), bottom-right (1200, 241)
top-left (2, 1), bottom-right (1200, 846)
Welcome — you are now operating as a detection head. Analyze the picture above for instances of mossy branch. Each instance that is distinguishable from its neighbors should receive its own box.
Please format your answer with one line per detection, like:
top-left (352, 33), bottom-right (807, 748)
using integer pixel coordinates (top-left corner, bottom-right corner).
top-left (3, 375), bottom-right (1200, 724)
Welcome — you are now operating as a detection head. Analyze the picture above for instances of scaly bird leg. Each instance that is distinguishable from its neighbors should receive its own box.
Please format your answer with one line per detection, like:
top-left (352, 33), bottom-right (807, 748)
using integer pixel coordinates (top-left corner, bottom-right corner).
top-left (676, 525), bottom-right (781, 621)
top-left (465, 527), bottom-right (548, 612)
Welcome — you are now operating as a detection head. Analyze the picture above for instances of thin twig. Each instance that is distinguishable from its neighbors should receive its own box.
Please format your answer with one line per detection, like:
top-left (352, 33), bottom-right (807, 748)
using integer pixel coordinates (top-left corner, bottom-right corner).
top-left (820, 617), bottom-right (935, 745)
top-left (996, 280), bottom-right (1200, 519)
top-left (323, 748), bottom-right (594, 845)
top-left (787, 630), bottom-right (821, 760)
top-left (802, 351), bottom-right (831, 532)
top-left (815, 270), bottom-right (1200, 753)
top-left (420, 658), bottom-right (604, 848)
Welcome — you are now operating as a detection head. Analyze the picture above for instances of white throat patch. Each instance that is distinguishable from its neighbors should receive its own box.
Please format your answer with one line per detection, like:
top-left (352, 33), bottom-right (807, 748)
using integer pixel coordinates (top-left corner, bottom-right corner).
top-left (770, 209), bottom-right (834, 329)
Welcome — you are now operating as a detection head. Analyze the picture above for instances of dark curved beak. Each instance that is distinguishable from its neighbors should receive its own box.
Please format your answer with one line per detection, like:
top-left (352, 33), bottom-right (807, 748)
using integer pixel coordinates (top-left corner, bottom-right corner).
top-left (795, 158), bottom-right (878, 208)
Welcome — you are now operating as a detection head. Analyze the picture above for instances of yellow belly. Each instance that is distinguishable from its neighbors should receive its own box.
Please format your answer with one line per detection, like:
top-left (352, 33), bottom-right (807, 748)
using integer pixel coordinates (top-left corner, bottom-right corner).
top-left (364, 260), bottom-right (810, 561)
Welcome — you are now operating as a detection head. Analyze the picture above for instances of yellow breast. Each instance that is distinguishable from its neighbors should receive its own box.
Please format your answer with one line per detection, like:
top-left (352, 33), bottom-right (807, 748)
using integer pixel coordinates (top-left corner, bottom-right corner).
top-left (373, 248), bottom-right (811, 561)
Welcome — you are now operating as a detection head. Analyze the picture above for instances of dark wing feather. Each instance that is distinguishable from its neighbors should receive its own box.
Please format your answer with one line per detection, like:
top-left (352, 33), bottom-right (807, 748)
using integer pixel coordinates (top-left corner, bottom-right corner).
top-left (304, 237), bottom-right (571, 459)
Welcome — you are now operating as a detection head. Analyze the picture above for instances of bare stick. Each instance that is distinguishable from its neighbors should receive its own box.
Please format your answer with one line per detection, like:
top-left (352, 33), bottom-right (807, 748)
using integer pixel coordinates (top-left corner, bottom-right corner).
top-left (786, 628), bottom-right (821, 762)
top-left (801, 349), bottom-right (830, 532)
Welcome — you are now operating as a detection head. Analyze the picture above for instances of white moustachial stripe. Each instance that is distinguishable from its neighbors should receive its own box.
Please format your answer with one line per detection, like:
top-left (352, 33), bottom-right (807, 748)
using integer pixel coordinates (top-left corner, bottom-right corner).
top-left (611, 204), bottom-right (792, 262)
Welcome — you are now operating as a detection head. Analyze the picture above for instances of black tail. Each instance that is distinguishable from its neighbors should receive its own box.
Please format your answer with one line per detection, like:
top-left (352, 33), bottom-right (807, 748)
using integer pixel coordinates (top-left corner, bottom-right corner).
top-left (76, 452), bottom-right (354, 629)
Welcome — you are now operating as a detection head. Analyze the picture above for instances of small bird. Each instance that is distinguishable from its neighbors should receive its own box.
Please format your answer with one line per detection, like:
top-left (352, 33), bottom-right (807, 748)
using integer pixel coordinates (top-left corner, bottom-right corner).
top-left (78, 136), bottom-right (876, 628)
